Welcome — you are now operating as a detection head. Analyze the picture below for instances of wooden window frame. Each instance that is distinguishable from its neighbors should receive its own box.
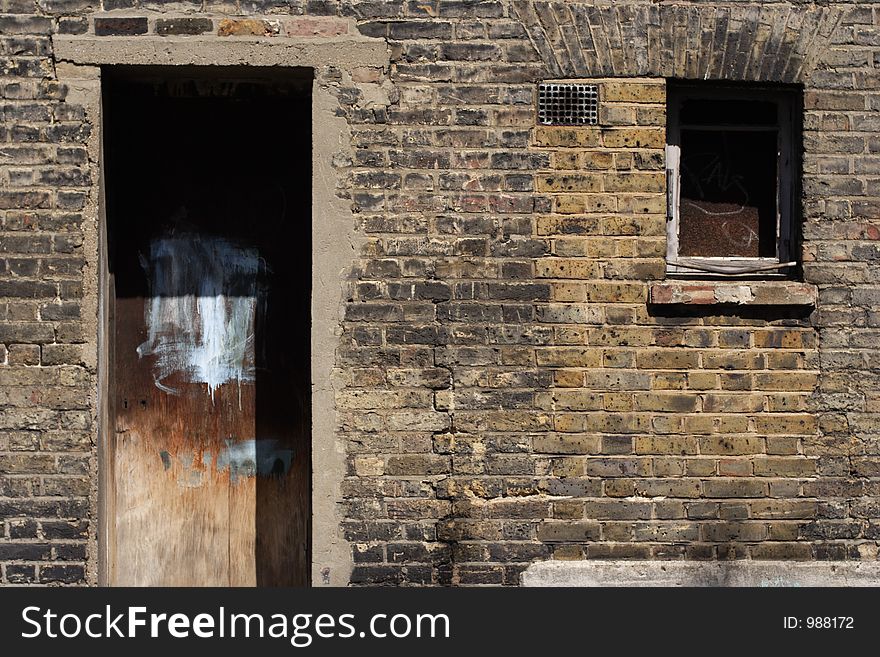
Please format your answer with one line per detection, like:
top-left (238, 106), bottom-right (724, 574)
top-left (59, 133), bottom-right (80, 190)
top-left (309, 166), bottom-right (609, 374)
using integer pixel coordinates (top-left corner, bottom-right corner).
top-left (665, 84), bottom-right (799, 278)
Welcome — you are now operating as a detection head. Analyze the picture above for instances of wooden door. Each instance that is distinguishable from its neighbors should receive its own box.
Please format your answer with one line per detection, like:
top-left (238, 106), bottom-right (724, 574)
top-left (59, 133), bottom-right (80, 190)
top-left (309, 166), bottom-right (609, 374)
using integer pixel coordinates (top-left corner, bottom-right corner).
top-left (104, 71), bottom-right (311, 586)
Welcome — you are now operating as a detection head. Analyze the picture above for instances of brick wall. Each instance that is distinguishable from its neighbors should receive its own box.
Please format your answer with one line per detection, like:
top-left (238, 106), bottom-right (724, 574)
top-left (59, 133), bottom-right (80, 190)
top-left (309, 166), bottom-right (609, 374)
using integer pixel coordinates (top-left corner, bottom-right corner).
top-left (1, 0), bottom-right (880, 585)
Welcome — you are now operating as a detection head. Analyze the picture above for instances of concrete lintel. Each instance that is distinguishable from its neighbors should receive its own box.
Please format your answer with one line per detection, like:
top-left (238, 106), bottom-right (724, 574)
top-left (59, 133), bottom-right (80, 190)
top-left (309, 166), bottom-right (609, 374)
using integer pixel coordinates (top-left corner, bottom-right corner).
top-left (522, 560), bottom-right (880, 587)
top-left (53, 35), bottom-right (389, 69)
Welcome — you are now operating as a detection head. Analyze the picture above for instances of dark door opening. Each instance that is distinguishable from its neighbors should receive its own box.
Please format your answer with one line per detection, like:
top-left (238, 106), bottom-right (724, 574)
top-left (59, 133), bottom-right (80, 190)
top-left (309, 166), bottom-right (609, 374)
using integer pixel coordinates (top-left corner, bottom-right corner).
top-left (103, 66), bottom-right (312, 586)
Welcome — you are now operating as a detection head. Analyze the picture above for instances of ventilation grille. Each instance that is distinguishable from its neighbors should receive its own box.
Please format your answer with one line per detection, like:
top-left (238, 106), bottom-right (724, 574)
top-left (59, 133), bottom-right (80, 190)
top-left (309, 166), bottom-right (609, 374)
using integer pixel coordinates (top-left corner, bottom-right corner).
top-left (538, 83), bottom-right (599, 126)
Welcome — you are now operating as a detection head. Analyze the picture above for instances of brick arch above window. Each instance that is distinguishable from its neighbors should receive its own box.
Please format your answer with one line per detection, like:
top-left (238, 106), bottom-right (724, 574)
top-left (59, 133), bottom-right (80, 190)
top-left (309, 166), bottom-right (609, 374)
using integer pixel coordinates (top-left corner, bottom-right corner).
top-left (512, 1), bottom-right (843, 84)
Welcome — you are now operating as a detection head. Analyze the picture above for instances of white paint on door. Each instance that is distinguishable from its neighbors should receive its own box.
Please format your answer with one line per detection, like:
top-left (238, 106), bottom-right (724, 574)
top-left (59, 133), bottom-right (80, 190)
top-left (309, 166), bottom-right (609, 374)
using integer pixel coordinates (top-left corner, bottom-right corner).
top-left (136, 235), bottom-right (260, 399)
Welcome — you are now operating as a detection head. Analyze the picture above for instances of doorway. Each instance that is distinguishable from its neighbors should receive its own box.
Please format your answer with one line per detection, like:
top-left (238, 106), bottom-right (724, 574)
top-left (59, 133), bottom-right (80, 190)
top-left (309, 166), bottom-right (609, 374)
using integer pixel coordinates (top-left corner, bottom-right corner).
top-left (102, 67), bottom-right (312, 586)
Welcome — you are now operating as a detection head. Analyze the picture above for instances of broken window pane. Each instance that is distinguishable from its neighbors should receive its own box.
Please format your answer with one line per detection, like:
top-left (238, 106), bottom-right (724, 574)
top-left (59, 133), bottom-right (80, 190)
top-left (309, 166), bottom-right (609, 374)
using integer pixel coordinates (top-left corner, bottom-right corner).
top-left (678, 129), bottom-right (778, 258)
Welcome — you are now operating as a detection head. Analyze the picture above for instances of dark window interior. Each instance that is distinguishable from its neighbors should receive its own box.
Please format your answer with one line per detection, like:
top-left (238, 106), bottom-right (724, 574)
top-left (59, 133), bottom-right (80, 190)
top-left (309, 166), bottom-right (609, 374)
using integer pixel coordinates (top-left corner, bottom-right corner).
top-left (679, 128), bottom-right (778, 258)
top-left (668, 82), bottom-right (801, 269)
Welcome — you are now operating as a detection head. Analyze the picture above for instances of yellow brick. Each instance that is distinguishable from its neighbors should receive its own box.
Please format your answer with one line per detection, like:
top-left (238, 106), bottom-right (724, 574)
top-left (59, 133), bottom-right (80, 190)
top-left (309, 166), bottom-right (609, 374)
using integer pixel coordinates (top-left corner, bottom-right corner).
top-left (500, 347), bottom-right (535, 366)
top-left (765, 351), bottom-right (804, 369)
top-left (552, 282), bottom-right (586, 302)
top-left (652, 372), bottom-right (687, 389)
top-left (634, 435), bottom-right (698, 455)
top-left (652, 416), bottom-right (683, 433)
top-left (583, 282), bottom-right (647, 303)
top-left (353, 456), bottom-right (385, 476)
top-left (716, 416), bottom-right (750, 433)
top-left (552, 500), bottom-right (586, 519)
top-left (765, 436), bottom-right (801, 455)
top-left (548, 457), bottom-right (585, 477)
top-left (754, 329), bottom-right (818, 349)
top-left (552, 545), bottom-right (585, 560)
top-left (653, 458), bottom-right (686, 476)
top-left (613, 152), bottom-right (634, 169)
top-left (636, 106), bottom-right (666, 124)
top-left (555, 237), bottom-right (588, 257)
top-left (699, 436), bottom-right (764, 455)
top-left (702, 351), bottom-right (765, 370)
top-left (536, 347), bottom-right (602, 368)
top-left (618, 194), bottom-right (666, 214)
top-left (602, 214), bottom-right (666, 236)
top-left (533, 126), bottom-right (601, 147)
top-left (635, 238), bottom-right (668, 257)
top-left (552, 151), bottom-right (581, 169)
top-left (536, 174), bottom-right (603, 193)
top-left (602, 258), bottom-right (666, 279)
top-left (633, 392), bottom-right (699, 412)
top-left (548, 390), bottom-right (603, 410)
top-left (603, 393), bottom-right (634, 411)
top-left (554, 195), bottom-right (587, 214)
top-left (602, 127), bottom-right (665, 149)
top-left (582, 237), bottom-right (622, 258)
top-left (582, 151), bottom-right (614, 169)
top-left (636, 349), bottom-right (700, 369)
top-left (581, 194), bottom-right (618, 213)
top-left (536, 215), bottom-right (601, 235)
top-left (603, 479), bottom-right (636, 497)
top-left (702, 393), bottom-right (764, 413)
top-left (555, 326), bottom-right (588, 344)
top-left (603, 172), bottom-right (665, 192)
top-left (536, 258), bottom-right (600, 279)
top-left (754, 372), bottom-right (819, 392)
top-left (753, 457), bottom-right (817, 477)
top-left (553, 413), bottom-right (584, 433)
top-left (598, 104), bottom-right (637, 125)
top-left (533, 433), bottom-right (600, 454)
top-left (685, 459), bottom-right (717, 476)
top-left (601, 81), bottom-right (665, 103)
top-left (683, 415), bottom-right (716, 434)
top-left (688, 372), bottom-right (718, 390)
top-left (767, 394), bottom-right (808, 412)
top-left (579, 413), bottom-right (651, 433)
top-left (718, 459), bottom-right (752, 476)
top-left (588, 327), bottom-right (654, 346)
top-left (755, 414), bottom-right (818, 435)
top-left (603, 350), bottom-right (635, 368)
top-left (554, 369), bottom-right (585, 387)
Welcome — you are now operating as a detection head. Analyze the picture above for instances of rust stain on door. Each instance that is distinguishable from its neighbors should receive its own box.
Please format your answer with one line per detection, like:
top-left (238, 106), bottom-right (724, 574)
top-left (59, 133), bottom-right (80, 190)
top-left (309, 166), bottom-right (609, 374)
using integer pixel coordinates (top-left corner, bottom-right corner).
top-left (114, 234), bottom-right (308, 586)
top-left (115, 236), bottom-right (258, 586)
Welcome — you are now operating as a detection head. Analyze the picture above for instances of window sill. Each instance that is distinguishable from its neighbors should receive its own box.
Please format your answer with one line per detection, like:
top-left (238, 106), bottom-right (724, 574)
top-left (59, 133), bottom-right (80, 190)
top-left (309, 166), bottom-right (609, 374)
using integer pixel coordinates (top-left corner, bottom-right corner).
top-left (648, 280), bottom-right (817, 307)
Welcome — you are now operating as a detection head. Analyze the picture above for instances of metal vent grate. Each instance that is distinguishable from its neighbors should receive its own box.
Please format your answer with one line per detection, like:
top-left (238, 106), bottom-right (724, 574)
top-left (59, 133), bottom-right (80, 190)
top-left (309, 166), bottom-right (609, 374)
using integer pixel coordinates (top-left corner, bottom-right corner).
top-left (538, 83), bottom-right (599, 126)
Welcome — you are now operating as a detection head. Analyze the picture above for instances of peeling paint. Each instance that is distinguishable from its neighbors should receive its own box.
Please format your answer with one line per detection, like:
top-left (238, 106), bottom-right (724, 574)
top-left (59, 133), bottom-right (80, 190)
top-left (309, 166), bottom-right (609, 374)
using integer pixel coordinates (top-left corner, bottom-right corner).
top-left (216, 438), bottom-right (294, 483)
top-left (714, 284), bottom-right (755, 304)
top-left (136, 235), bottom-right (260, 400)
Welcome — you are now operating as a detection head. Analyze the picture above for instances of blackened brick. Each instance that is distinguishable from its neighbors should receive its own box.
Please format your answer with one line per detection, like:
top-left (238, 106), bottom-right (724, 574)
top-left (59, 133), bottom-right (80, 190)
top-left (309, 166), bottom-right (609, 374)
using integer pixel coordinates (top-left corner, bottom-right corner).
top-left (93, 17), bottom-right (148, 36)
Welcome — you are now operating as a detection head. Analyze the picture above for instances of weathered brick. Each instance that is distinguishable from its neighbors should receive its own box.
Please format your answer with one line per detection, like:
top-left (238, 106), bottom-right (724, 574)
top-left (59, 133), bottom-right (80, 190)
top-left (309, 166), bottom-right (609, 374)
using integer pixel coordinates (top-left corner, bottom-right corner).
top-left (537, 521), bottom-right (600, 542)
top-left (93, 17), bottom-right (147, 36)
top-left (217, 18), bottom-right (279, 36)
top-left (156, 18), bottom-right (213, 36)
top-left (703, 479), bottom-right (768, 498)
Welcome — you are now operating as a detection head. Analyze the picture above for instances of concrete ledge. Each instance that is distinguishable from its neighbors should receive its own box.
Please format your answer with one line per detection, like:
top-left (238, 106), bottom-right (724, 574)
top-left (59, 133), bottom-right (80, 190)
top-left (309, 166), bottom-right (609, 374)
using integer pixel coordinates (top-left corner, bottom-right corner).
top-left (522, 560), bottom-right (880, 587)
top-left (53, 35), bottom-right (389, 69)
top-left (649, 281), bottom-right (817, 307)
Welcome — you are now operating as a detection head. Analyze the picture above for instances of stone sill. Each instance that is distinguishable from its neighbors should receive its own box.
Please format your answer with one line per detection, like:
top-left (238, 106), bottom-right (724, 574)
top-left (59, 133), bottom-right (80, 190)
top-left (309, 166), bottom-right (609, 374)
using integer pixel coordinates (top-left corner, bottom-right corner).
top-left (522, 561), bottom-right (880, 587)
top-left (649, 280), bottom-right (817, 307)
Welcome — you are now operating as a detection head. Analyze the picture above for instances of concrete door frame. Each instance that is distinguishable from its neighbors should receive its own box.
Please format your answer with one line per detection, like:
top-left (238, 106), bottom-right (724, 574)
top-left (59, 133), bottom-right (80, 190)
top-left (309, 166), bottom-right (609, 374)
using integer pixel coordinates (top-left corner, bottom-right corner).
top-left (54, 35), bottom-right (388, 586)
